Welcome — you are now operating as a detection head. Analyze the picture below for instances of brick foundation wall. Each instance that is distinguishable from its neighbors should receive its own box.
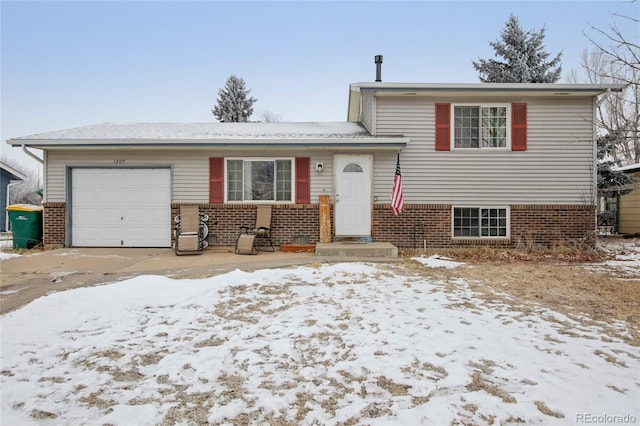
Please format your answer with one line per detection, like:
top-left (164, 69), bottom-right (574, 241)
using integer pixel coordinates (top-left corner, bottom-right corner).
top-left (373, 204), bottom-right (452, 249)
top-left (374, 204), bottom-right (596, 249)
top-left (510, 205), bottom-right (596, 247)
top-left (172, 203), bottom-right (324, 247)
top-left (43, 202), bottom-right (66, 249)
top-left (43, 202), bottom-right (595, 249)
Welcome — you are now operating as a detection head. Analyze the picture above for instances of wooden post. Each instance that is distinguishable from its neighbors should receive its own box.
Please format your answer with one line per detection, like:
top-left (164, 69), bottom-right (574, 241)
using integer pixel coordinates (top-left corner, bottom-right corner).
top-left (319, 195), bottom-right (331, 243)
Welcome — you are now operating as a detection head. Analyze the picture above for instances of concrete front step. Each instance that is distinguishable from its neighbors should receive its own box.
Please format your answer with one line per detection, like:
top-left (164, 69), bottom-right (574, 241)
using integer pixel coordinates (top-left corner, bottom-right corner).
top-left (315, 242), bottom-right (398, 258)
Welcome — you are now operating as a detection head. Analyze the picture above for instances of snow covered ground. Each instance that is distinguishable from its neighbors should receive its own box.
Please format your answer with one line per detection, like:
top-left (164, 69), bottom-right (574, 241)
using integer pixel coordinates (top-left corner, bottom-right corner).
top-left (1, 256), bottom-right (638, 425)
top-left (591, 239), bottom-right (640, 278)
top-left (0, 236), bottom-right (18, 260)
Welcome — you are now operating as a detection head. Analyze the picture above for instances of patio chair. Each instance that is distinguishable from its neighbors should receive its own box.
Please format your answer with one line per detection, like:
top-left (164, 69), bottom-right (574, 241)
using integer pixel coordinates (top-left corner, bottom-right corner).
top-left (235, 205), bottom-right (274, 254)
top-left (174, 205), bottom-right (208, 255)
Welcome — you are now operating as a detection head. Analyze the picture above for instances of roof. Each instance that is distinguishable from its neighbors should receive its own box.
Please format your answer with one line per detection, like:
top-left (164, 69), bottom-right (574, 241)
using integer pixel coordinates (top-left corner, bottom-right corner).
top-left (6, 122), bottom-right (408, 150)
top-left (350, 82), bottom-right (626, 96)
top-left (0, 161), bottom-right (28, 181)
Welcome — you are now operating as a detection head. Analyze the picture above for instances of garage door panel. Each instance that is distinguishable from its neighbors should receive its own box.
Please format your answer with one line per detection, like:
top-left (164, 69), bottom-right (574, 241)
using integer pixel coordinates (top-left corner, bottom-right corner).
top-left (73, 228), bottom-right (97, 243)
top-left (98, 172), bottom-right (119, 187)
top-left (122, 191), bottom-right (141, 204)
top-left (146, 190), bottom-right (172, 205)
top-left (101, 191), bottom-right (122, 204)
top-left (124, 208), bottom-right (152, 222)
top-left (74, 226), bottom-right (122, 247)
top-left (80, 172), bottom-right (100, 186)
top-left (74, 207), bottom-right (100, 222)
top-left (74, 189), bottom-right (98, 205)
top-left (99, 208), bottom-right (123, 223)
top-left (72, 168), bottom-right (171, 247)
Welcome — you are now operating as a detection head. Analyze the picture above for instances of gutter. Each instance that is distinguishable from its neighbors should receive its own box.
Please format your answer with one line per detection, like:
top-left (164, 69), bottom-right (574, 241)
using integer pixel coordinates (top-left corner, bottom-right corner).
top-left (353, 83), bottom-right (626, 94)
top-left (22, 145), bottom-right (43, 164)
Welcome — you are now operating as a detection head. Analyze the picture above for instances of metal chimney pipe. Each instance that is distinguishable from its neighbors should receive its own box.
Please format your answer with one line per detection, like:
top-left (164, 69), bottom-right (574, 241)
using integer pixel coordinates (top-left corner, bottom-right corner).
top-left (375, 55), bottom-right (383, 82)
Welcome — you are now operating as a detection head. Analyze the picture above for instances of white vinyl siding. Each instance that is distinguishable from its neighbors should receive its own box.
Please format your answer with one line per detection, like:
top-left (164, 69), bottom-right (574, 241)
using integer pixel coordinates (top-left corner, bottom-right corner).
top-left (373, 96), bottom-right (595, 206)
top-left (45, 150), bottom-right (334, 204)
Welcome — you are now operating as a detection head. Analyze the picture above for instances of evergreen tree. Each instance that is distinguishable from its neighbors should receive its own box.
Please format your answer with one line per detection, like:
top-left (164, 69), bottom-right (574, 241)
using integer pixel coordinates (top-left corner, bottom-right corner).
top-left (596, 128), bottom-right (636, 228)
top-left (473, 15), bottom-right (563, 83)
top-left (211, 75), bottom-right (257, 122)
top-left (597, 128), bottom-right (636, 197)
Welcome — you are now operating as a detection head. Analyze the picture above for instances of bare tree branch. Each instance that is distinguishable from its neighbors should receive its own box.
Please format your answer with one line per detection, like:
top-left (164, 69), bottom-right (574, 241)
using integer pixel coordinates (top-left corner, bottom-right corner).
top-left (581, 3), bottom-right (640, 165)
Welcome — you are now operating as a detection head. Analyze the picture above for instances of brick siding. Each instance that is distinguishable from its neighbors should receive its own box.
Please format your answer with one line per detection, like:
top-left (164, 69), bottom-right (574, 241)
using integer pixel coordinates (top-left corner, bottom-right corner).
top-left (373, 204), bottom-right (453, 249)
top-left (171, 203), bottom-right (324, 247)
top-left (43, 202), bottom-right (66, 248)
top-left (510, 204), bottom-right (596, 247)
top-left (374, 204), bottom-right (596, 249)
top-left (44, 202), bottom-right (595, 249)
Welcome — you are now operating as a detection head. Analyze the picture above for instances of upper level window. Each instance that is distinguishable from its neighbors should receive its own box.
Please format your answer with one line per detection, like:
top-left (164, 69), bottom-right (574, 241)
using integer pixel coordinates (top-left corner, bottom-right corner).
top-left (227, 159), bottom-right (292, 202)
top-left (454, 105), bottom-right (508, 148)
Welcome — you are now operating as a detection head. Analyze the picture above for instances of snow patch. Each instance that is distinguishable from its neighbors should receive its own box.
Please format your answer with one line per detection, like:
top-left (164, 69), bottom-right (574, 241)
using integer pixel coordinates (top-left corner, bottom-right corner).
top-left (0, 251), bottom-right (21, 260)
top-left (411, 254), bottom-right (465, 269)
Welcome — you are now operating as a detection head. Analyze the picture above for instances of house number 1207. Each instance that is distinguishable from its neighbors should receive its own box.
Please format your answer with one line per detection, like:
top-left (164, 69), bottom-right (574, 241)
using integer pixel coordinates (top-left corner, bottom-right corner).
top-left (114, 159), bottom-right (126, 164)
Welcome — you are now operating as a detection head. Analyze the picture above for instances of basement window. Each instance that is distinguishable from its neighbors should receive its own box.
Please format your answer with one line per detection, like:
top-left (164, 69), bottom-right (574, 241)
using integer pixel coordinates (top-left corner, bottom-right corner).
top-left (452, 207), bottom-right (509, 238)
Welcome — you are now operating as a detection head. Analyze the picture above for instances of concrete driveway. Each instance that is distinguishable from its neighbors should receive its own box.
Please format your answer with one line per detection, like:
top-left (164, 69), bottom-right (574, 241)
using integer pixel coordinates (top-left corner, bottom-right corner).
top-left (0, 247), bottom-right (317, 315)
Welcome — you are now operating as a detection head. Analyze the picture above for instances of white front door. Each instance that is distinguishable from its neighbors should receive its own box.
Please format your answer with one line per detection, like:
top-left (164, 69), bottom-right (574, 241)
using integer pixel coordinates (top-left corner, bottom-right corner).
top-left (335, 155), bottom-right (372, 236)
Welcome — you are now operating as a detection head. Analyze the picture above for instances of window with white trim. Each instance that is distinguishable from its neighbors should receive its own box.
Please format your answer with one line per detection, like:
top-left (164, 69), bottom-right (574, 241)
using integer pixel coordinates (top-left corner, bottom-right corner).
top-left (453, 104), bottom-right (509, 148)
top-left (453, 207), bottom-right (509, 238)
top-left (226, 158), bottom-right (293, 202)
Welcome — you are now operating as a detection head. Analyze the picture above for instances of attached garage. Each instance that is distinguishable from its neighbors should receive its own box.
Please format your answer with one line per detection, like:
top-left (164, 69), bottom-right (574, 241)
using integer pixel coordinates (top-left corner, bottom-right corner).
top-left (70, 168), bottom-right (171, 247)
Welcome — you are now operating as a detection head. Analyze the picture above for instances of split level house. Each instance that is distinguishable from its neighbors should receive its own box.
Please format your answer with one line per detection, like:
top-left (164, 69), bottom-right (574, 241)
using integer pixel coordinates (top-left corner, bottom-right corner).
top-left (7, 80), bottom-right (624, 249)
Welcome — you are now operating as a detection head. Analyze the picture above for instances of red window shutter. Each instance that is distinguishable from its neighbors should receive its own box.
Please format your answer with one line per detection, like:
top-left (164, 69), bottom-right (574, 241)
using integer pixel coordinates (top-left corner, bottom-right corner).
top-left (295, 157), bottom-right (310, 204)
top-left (435, 103), bottom-right (451, 151)
top-left (209, 157), bottom-right (224, 203)
top-left (512, 103), bottom-right (527, 151)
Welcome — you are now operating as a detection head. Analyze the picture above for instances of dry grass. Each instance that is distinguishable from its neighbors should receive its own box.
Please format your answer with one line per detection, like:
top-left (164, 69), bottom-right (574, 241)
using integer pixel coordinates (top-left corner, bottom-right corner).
top-left (401, 239), bottom-right (640, 345)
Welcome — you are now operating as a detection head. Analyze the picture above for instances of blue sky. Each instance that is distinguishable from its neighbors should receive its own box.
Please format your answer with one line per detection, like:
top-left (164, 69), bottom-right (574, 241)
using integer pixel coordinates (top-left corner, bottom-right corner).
top-left (1, 0), bottom-right (638, 171)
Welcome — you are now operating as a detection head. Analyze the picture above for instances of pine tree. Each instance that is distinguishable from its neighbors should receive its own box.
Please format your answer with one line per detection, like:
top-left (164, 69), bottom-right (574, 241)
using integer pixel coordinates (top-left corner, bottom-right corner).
top-left (211, 75), bottom-right (257, 122)
top-left (473, 15), bottom-right (563, 83)
top-left (597, 128), bottom-right (636, 197)
top-left (596, 128), bottom-right (636, 228)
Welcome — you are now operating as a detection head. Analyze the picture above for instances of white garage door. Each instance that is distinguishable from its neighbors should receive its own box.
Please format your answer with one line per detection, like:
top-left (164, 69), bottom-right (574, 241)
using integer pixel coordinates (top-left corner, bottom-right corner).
top-left (71, 168), bottom-right (171, 247)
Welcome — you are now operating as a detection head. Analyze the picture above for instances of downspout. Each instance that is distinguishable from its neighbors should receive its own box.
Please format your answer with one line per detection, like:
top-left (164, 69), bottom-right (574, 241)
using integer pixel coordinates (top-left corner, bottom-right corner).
top-left (22, 145), bottom-right (43, 165)
top-left (21, 145), bottom-right (45, 244)
top-left (5, 181), bottom-right (20, 232)
top-left (593, 94), bottom-right (601, 239)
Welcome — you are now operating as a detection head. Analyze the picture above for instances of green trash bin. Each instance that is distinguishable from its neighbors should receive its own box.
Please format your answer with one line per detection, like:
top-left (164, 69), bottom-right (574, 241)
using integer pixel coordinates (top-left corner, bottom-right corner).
top-left (6, 204), bottom-right (44, 249)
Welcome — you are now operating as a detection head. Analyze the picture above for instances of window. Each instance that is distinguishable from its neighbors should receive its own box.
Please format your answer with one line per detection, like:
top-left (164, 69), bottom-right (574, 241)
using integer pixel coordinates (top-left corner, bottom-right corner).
top-left (453, 105), bottom-right (508, 148)
top-left (226, 159), bottom-right (293, 202)
top-left (453, 207), bottom-right (508, 238)
top-left (343, 163), bottom-right (363, 172)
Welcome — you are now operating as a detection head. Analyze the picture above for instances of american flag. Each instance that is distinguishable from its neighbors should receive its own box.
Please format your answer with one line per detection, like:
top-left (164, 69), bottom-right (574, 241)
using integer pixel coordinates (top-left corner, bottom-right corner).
top-left (391, 153), bottom-right (404, 216)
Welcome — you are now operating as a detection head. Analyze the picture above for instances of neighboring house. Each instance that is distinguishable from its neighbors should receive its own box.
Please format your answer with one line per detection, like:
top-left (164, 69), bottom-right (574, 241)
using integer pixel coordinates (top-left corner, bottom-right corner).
top-left (0, 161), bottom-right (27, 232)
top-left (6, 81), bottom-right (623, 249)
top-left (617, 163), bottom-right (640, 235)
